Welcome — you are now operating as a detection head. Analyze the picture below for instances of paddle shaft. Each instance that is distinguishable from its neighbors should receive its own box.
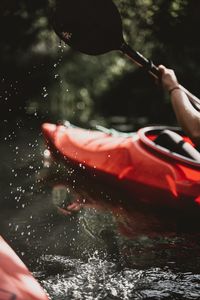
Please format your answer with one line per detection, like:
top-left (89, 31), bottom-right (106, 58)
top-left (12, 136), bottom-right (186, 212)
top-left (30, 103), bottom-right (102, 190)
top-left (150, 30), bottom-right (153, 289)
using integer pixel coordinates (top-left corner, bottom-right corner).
top-left (121, 43), bottom-right (200, 110)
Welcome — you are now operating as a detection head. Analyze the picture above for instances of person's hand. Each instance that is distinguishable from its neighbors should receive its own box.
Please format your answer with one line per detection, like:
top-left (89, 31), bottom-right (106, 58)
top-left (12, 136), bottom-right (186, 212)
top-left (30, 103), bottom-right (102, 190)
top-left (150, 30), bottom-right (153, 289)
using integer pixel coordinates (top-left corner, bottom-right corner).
top-left (158, 65), bottom-right (179, 92)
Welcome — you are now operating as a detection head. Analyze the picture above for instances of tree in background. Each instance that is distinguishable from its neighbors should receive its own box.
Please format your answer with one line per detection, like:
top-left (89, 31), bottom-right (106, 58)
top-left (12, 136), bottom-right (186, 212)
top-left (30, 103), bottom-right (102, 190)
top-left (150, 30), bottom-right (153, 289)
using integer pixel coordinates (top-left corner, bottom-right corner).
top-left (0, 0), bottom-right (199, 128)
top-left (98, 0), bottom-right (200, 127)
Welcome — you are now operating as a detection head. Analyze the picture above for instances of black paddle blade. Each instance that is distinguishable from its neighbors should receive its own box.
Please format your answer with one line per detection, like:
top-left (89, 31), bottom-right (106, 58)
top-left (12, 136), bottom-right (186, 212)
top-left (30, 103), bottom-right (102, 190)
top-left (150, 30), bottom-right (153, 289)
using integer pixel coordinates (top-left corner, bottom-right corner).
top-left (50, 0), bottom-right (124, 55)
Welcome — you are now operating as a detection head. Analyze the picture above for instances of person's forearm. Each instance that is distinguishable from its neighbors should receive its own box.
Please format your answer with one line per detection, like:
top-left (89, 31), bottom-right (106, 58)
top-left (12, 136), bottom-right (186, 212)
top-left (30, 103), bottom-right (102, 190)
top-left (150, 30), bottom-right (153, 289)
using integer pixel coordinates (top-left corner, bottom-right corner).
top-left (171, 89), bottom-right (200, 145)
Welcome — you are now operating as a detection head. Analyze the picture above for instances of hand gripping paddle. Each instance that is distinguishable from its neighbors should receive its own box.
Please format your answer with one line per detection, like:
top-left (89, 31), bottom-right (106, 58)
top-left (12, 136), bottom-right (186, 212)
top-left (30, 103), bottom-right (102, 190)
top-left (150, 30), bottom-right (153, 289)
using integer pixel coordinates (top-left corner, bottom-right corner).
top-left (50, 0), bottom-right (200, 109)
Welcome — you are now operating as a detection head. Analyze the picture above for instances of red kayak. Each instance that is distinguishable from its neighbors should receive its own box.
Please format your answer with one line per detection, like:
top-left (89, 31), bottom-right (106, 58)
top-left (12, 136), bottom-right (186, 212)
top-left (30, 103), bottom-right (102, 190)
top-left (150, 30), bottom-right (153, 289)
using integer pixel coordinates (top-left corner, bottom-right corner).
top-left (0, 236), bottom-right (48, 300)
top-left (42, 122), bottom-right (200, 211)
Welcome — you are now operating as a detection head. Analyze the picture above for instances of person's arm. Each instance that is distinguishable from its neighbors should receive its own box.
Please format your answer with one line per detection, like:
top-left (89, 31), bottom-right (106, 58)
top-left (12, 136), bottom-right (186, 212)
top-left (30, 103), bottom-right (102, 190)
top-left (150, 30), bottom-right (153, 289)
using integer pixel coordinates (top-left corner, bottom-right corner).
top-left (159, 65), bottom-right (200, 146)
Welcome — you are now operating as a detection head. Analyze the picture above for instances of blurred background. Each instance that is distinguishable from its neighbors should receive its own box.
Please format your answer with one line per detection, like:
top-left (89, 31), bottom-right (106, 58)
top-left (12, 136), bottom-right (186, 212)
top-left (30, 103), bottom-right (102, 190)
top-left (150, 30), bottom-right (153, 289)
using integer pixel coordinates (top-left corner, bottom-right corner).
top-left (1, 0), bottom-right (200, 130)
top-left (1, 2), bottom-right (200, 298)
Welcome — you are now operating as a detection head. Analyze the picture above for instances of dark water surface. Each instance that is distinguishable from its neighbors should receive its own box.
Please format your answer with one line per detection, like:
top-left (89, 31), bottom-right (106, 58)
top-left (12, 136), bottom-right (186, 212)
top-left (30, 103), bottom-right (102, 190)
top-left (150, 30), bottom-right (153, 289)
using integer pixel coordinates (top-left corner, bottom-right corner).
top-left (1, 125), bottom-right (200, 300)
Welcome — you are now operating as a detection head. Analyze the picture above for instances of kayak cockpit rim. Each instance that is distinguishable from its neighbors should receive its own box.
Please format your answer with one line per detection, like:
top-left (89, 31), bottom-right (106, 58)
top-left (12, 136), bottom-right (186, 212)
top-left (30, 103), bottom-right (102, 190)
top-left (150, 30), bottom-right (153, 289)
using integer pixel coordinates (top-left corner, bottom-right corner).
top-left (138, 126), bottom-right (200, 168)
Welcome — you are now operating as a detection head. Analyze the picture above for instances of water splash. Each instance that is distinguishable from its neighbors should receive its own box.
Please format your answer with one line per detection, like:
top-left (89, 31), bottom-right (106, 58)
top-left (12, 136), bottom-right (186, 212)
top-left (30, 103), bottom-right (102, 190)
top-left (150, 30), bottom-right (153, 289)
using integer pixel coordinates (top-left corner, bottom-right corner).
top-left (38, 255), bottom-right (200, 300)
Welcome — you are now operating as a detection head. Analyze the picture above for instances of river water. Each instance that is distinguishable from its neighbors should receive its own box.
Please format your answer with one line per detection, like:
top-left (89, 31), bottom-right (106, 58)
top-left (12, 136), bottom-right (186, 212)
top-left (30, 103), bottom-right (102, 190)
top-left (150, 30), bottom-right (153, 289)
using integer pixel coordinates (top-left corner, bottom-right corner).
top-left (1, 122), bottom-right (200, 299)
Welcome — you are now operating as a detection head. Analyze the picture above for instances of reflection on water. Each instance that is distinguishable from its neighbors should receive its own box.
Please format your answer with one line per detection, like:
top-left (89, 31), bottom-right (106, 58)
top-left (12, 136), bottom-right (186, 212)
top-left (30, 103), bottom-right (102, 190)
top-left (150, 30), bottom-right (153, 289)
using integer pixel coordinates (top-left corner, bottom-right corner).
top-left (1, 127), bottom-right (200, 299)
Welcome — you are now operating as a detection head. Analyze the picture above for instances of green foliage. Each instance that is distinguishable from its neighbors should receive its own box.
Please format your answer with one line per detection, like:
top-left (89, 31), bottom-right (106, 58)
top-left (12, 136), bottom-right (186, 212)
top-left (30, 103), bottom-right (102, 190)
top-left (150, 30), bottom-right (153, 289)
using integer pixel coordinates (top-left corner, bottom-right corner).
top-left (0, 0), bottom-right (200, 126)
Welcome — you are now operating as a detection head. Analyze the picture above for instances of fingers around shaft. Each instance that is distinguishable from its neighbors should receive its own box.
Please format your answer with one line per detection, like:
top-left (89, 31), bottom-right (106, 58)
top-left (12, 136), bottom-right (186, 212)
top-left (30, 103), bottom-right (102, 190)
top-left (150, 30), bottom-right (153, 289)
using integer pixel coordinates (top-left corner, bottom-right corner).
top-left (158, 65), bottom-right (179, 92)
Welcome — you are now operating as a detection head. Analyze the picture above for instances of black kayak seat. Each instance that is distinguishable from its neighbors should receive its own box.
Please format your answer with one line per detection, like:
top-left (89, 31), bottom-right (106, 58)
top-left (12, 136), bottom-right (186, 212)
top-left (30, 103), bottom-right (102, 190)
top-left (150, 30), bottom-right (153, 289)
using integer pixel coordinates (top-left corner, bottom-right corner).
top-left (154, 129), bottom-right (200, 162)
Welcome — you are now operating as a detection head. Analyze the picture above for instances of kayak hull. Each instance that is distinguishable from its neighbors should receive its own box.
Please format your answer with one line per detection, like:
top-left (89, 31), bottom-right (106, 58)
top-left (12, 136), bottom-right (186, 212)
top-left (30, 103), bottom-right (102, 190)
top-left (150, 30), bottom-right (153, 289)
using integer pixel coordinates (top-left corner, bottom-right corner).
top-left (42, 123), bottom-right (200, 211)
top-left (0, 236), bottom-right (48, 300)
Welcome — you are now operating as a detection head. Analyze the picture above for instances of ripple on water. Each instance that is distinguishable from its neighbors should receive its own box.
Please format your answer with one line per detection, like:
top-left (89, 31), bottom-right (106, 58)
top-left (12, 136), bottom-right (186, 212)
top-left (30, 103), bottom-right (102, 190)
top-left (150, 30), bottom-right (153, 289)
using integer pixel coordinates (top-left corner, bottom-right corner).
top-left (36, 254), bottom-right (200, 300)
